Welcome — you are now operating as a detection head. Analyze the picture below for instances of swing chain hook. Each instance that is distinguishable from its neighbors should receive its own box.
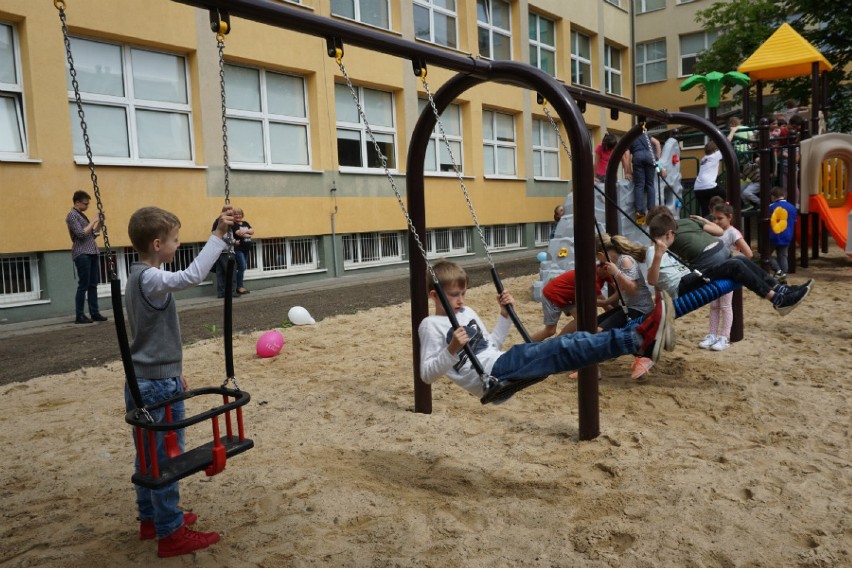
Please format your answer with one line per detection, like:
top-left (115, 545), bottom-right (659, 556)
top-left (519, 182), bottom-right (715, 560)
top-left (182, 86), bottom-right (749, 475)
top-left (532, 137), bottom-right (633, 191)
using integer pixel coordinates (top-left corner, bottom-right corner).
top-left (57, 0), bottom-right (115, 276)
top-left (222, 375), bottom-right (241, 391)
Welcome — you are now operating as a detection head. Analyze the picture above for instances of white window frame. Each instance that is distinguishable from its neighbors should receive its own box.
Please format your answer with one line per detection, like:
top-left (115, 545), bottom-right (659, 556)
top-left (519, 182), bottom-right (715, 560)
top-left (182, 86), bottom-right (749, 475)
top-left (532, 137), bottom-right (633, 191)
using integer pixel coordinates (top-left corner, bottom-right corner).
top-left (425, 227), bottom-right (473, 258)
top-left (532, 118), bottom-right (560, 180)
top-left (342, 232), bottom-right (405, 269)
top-left (0, 21), bottom-right (27, 158)
top-left (483, 224), bottom-right (523, 251)
top-left (477, 0), bottom-right (512, 60)
top-left (336, 84), bottom-right (398, 172)
top-left (604, 0), bottom-right (622, 7)
top-left (570, 30), bottom-right (593, 88)
top-left (331, 0), bottom-right (391, 30)
top-left (635, 0), bottom-right (666, 14)
top-left (251, 237), bottom-right (320, 275)
top-left (534, 222), bottom-right (555, 245)
top-left (418, 99), bottom-right (463, 174)
top-left (482, 109), bottom-right (517, 177)
top-left (414, 0), bottom-right (458, 48)
top-left (0, 254), bottom-right (40, 305)
top-left (66, 37), bottom-right (194, 167)
top-left (636, 40), bottom-right (667, 85)
top-left (679, 31), bottom-right (719, 78)
top-left (528, 12), bottom-right (556, 77)
top-left (224, 64), bottom-right (311, 171)
top-left (604, 44), bottom-right (623, 96)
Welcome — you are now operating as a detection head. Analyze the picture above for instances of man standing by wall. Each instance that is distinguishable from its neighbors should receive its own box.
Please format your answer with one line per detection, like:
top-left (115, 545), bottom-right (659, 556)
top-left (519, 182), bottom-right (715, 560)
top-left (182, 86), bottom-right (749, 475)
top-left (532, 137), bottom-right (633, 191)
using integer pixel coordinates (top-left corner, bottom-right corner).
top-left (66, 190), bottom-right (107, 324)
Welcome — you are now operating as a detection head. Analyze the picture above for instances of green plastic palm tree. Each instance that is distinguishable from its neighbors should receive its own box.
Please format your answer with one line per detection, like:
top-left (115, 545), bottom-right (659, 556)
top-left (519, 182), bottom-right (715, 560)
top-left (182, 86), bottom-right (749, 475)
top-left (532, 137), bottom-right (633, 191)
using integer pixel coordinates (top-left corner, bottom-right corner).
top-left (680, 71), bottom-right (751, 109)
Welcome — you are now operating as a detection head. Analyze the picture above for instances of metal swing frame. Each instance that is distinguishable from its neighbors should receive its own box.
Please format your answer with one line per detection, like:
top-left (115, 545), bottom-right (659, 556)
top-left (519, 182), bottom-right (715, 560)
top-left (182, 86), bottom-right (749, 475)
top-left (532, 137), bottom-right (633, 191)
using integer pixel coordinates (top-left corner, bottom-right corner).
top-left (57, 2), bottom-right (252, 489)
top-left (171, 0), bottom-right (737, 441)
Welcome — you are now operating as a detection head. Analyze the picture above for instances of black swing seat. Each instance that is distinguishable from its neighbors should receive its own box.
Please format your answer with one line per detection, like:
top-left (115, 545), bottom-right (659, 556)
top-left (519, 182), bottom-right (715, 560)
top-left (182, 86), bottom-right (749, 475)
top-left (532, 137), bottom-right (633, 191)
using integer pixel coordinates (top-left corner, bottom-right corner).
top-left (126, 386), bottom-right (253, 490)
top-left (480, 375), bottom-right (548, 405)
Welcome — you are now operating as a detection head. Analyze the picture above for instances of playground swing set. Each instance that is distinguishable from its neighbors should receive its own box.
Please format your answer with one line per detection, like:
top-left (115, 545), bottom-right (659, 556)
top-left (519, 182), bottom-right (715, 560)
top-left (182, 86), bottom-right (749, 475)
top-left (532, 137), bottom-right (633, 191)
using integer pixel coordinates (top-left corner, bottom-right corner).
top-left (57, 2), bottom-right (252, 489)
top-left (60, 0), bottom-right (771, 443)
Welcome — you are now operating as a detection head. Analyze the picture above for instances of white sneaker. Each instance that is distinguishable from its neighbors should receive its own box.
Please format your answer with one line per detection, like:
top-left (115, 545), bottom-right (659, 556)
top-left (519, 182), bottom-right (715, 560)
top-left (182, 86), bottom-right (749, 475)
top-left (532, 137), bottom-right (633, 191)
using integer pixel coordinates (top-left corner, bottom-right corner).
top-left (711, 336), bottom-right (730, 351)
top-left (698, 334), bottom-right (717, 349)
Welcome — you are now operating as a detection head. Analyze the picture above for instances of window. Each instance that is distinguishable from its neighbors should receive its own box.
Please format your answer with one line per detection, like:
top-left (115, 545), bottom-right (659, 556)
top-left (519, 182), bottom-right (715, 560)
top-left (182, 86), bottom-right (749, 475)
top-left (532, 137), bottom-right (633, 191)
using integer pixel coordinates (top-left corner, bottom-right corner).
top-left (343, 232), bottom-right (404, 268)
top-left (0, 254), bottom-right (40, 304)
top-left (414, 0), bottom-right (457, 48)
top-left (483, 224), bottom-right (522, 250)
top-left (534, 222), bottom-right (555, 245)
top-left (482, 109), bottom-right (516, 176)
top-left (532, 118), bottom-right (559, 179)
top-left (604, 0), bottom-right (622, 7)
top-left (477, 0), bottom-right (511, 60)
top-left (0, 22), bottom-right (26, 157)
top-left (570, 30), bottom-right (592, 88)
top-left (331, 0), bottom-right (390, 29)
top-left (225, 64), bottom-right (309, 168)
top-left (635, 0), bottom-right (666, 14)
top-left (636, 40), bottom-right (667, 84)
top-left (335, 84), bottom-right (396, 170)
top-left (528, 13), bottom-right (556, 76)
top-left (66, 37), bottom-right (192, 164)
top-left (255, 237), bottom-right (319, 273)
top-left (425, 227), bottom-right (473, 258)
top-left (679, 31), bottom-right (719, 77)
top-left (604, 45), bottom-right (622, 96)
top-left (418, 99), bottom-right (463, 173)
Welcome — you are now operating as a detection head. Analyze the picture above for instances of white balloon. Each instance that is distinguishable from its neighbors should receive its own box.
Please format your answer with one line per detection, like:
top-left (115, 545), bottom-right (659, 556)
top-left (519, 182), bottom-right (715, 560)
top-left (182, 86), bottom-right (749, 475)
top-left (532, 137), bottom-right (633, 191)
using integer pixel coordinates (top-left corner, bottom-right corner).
top-left (288, 306), bottom-right (315, 325)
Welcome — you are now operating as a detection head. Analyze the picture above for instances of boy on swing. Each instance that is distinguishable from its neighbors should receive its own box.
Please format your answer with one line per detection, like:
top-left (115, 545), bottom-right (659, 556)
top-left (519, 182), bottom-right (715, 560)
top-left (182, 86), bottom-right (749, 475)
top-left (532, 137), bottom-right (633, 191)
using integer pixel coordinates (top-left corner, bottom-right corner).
top-left (418, 260), bottom-right (675, 401)
top-left (125, 205), bottom-right (234, 557)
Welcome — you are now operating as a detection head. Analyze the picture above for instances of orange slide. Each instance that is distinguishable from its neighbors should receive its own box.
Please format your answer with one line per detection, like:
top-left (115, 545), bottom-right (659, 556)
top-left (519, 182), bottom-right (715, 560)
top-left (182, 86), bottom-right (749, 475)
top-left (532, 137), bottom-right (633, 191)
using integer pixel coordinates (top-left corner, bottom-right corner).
top-left (799, 133), bottom-right (852, 257)
top-left (808, 193), bottom-right (851, 253)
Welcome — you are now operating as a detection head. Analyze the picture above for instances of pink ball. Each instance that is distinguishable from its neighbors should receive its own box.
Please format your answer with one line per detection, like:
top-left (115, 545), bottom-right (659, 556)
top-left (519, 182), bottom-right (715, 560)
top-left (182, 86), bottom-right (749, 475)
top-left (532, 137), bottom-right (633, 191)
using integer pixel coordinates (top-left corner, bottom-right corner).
top-left (256, 330), bottom-right (285, 358)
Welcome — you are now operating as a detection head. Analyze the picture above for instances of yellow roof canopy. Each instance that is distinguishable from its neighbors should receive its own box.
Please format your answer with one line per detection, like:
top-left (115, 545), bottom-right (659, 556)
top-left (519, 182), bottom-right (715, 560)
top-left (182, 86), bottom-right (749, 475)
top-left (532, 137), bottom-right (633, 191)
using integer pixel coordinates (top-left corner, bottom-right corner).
top-left (738, 23), bottom-right (833, 81)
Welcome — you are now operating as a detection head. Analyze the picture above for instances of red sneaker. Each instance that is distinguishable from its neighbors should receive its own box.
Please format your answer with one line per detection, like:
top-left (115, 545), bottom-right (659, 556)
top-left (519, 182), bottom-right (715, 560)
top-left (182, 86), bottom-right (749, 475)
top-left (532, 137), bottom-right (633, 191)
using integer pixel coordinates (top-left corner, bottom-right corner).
top-left (634, 291), bottom-right (674, 363)
top-left (157, 525), bottom-right (220, 558)
top-left (140, 512), bottom-right (197, 540)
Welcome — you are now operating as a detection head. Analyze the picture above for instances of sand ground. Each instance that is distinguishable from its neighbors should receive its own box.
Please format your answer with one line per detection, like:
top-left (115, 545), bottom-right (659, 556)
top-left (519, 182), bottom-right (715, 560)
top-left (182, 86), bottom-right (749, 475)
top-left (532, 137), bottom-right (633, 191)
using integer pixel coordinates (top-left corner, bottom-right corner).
top-left (1, 247), bottom-right (850, 567)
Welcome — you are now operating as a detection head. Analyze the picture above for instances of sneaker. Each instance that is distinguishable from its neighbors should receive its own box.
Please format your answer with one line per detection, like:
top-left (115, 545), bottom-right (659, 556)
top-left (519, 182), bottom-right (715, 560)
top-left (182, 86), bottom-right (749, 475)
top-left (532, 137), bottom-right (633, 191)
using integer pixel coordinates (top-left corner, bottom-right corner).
top-left (141, 512), bottom-right (198, 540)
top-left (698, 334), bottom-right (717, 349)
top-left (157, 525), bottom-right (220, 558)
top-left (710, 336), bottom-right (730, 351)
top-left (742, 204), bottom-right (755, 212)
top-left (773, 283), bottom-right (792, 295)
top-left (634, 211), bottom-right (647, 225)
top-left (772, 285), bottom-right (810, 316)
top-left (630, 357), bottom-right (654, 381)
top-left (90, 313), bottom-right (108, 322)
top-left (237, 287), bottom-right (249, 294)
top-left (635, 291), bottom-right (674, 363)
top-left (74, 315), bottom-right (93, 324)
top-left (774, 270), bottom-right (788, 284)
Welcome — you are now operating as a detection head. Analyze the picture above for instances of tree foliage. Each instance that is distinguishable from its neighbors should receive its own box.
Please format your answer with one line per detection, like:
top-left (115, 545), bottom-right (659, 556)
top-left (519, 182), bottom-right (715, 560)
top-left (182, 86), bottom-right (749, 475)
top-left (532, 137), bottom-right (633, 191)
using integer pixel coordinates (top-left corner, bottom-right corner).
top-left (694, 0), bottom-right (852, 133)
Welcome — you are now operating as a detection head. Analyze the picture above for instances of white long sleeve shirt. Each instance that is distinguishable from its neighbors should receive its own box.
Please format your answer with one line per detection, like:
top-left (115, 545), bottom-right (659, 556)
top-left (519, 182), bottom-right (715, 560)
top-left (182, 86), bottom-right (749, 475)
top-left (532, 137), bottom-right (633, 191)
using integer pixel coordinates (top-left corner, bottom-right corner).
top-left (418, 306), bottom-right (511, 397)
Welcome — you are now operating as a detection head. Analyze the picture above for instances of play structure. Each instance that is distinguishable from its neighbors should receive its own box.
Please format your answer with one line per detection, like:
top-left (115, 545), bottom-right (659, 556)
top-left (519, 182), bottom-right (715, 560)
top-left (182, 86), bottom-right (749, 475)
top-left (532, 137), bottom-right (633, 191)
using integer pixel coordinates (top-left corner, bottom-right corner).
top-left (799, 133), bottom-right (852, 257)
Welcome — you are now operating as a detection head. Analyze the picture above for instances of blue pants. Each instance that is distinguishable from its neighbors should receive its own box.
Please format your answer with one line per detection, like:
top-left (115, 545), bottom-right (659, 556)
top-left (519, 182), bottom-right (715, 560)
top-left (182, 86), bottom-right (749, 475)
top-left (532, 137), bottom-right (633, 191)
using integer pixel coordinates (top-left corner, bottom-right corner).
top-left (769, 245), bottom-right (789, 274)
top-left (125, 377), bottom-right (186, 539)
top-left (632, 163), bottom-right (656, 214)
top-left (74, 254), bottom-right (100, 318)
top-left (235, 250), bottom-right (248, 289)
top-left (490, 327), bottom-right (640, 381)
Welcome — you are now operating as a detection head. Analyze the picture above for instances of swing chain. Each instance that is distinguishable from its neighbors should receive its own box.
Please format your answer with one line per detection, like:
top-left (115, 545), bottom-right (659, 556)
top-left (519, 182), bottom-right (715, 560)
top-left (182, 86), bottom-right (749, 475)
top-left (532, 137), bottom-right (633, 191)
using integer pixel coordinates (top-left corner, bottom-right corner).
top-left (222, 375), bottom-right (241, 391)
top-left (421, 77), bottom-right (495, 268)
top-left (57, 2), bottom-right (115, 276)
top-left (335, 57), bottom-right (438, 285)
top-left (541, 102), bottom-right (573, 162)
top-left (215, 32), bottom-right (235, 252)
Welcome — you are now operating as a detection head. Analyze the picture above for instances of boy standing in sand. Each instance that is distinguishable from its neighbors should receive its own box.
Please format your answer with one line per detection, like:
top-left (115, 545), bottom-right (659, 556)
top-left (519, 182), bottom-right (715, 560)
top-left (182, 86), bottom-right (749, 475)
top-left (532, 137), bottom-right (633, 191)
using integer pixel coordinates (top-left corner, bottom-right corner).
top-left (125, 205), bottom-right (233, 557)
top-left (418, 260), bottom-right (674, 400)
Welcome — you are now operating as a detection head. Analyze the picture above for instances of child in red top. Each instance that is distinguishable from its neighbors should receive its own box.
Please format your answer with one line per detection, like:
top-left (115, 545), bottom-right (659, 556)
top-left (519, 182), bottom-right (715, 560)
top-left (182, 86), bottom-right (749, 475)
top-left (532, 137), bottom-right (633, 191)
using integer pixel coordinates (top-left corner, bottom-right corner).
top-left (531, 269), bottom-right (607, 341)
top-left (594, 133), bottom-right (618, 183)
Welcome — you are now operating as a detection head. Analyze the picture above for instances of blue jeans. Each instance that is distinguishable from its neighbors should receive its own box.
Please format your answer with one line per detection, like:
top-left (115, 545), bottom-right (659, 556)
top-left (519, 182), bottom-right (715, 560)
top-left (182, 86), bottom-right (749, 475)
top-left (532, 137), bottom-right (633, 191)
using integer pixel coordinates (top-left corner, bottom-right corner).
top-left (632, 159), bottom-right (657, 215)
top-left (235, 250), bottom-right (248, 289)
top-left (769, 245), bottom-right (789, 273)
top-left (124, 377), bottom-right (186, 539)
top-left (74, 254), bottom-right (100, 318)
top-left (490, 328), bottom-right (640, 381)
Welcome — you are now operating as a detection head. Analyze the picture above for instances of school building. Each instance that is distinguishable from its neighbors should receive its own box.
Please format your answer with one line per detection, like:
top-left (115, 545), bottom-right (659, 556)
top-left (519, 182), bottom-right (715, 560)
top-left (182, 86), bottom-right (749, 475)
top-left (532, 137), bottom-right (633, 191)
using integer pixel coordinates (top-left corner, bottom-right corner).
top-left (1, 0), bottom-right (730, 325)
